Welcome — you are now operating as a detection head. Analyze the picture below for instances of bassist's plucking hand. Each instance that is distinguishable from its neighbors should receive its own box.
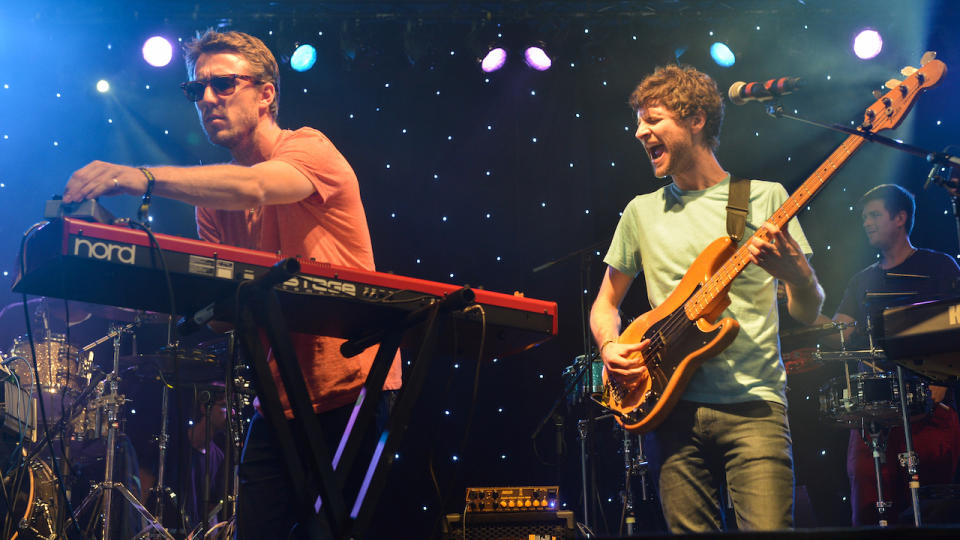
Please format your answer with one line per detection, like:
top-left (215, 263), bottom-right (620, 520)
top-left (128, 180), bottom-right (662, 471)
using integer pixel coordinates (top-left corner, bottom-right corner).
top-left (600, 339), bottom-right (651, 381)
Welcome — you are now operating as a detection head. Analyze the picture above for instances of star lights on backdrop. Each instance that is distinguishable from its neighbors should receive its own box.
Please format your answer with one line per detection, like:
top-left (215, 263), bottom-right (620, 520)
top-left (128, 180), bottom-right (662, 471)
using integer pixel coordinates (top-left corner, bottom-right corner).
top-left (1, 10), bottom-right (957, 526)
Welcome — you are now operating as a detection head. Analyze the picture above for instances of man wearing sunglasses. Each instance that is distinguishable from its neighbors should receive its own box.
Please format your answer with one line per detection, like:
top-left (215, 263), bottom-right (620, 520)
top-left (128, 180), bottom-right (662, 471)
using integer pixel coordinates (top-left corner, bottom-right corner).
top-left (63, 29), bottom-right (401, 539)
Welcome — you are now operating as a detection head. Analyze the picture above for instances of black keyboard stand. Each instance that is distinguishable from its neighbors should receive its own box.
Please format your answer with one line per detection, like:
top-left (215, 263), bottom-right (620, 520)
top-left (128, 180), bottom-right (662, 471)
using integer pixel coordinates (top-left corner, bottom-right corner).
top-left (227, 257), bottom-right (476, 539)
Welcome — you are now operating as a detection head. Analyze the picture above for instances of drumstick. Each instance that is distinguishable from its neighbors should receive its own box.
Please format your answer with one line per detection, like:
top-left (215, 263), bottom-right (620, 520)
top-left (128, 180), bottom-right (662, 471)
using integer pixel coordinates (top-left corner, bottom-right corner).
top-left (862, 360), bottom-right (883, 373)
top-left (844, 361), bottom-right (852, 404)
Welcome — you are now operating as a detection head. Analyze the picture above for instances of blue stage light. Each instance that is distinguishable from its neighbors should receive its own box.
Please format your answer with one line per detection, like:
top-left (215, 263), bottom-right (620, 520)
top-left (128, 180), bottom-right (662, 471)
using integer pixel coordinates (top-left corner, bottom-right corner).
top-left (710, 42), bottom-right (735, 67)
top-left (291, 44), bottom-right (317, 72)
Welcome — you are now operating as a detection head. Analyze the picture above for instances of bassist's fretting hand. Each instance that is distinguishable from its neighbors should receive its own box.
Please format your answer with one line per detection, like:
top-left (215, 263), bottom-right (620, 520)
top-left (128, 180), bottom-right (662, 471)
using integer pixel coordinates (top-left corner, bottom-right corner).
top-left (746, 222), bottom-right (823, 325)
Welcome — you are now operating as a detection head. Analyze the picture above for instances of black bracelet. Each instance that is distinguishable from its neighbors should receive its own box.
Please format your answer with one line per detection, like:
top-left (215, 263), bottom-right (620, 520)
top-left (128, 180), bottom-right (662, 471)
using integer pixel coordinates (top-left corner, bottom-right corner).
top-left (137, 167), bottom-right (156, 222)
top-left (139, 167), bottom-right (156, 200)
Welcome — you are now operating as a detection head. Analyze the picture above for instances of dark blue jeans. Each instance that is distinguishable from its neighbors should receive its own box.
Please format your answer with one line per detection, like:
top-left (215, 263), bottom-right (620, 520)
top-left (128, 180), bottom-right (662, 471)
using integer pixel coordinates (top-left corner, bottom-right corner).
top-left (646, 400), bottom-right (795, 532)
top-left (235, 391), bottom-right (396, 540)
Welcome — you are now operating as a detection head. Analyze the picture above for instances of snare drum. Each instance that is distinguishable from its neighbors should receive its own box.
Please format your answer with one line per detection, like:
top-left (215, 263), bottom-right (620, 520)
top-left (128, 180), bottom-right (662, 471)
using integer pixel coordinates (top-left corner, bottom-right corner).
top-left (68, 388), bottom-right (115, 465)
top-left (0, 459), bottom-right (58, 540)
top-left (818, 371), bottom-right (932, 427)
top-left (70, 394), bottom-right (110, 443)
top-left (9, 334), bottom-right (80, 393)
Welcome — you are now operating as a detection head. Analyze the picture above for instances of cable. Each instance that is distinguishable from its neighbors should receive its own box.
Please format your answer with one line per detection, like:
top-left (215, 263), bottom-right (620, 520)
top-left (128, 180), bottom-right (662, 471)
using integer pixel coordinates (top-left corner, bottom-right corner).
top-left (430, 304), bottom-right (487, 538)
top-left (18, 221), bottom-right (84, 537)
top-left (126, 220), bottom-right (177, 344)
top-left (0, 369), bottom-right (29, 536)
top-left (2, 368), bottom-right (28, 473)
top-left (127, 218), bottom-right (188, 532)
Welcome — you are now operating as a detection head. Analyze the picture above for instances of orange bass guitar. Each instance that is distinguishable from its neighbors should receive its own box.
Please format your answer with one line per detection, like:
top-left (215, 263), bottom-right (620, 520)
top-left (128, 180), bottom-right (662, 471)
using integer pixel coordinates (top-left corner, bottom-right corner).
top-left (600, 54), bottom-right (946, 433)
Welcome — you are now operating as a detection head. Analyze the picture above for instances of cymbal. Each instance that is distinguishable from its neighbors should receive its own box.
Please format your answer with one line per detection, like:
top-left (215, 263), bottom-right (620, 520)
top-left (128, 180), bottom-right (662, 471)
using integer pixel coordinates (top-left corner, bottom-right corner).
top-left (783, 347), bottom-right (822, 375)
top-left (0, 298), bottom-right (167, 325)
top-left (0, 297), bottom-right (91, 326)
top-left (779, 321), bottom-right (854, 350)
top-left (79, 304), bottom-right (168, 324)
top-left (815, 349), bottom-right (886, 363)
top-left (780, 321), bottom-right (854, 339)
top-left (119, 350), bottom-right (222, 383)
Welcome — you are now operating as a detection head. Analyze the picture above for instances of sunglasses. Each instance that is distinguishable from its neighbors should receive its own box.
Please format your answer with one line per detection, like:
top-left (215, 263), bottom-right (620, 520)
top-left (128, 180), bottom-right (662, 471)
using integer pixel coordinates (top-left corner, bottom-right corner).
top-left (180, 74), bottom-right (260, 102)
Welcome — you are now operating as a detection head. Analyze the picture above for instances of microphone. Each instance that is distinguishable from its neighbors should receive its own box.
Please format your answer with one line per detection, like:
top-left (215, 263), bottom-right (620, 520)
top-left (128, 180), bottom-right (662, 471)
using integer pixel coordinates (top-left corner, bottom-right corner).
top-left (177, 302), bottom-right (218, 336)
top-left (924, 163), bottom-right (947, 190)
top-left (728, 76), bottom-right (804, 105)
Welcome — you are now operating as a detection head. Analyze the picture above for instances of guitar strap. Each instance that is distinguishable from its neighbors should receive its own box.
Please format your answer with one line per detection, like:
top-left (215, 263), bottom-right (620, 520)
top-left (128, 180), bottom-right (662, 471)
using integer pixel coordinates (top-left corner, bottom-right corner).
top-left (726, 175), bottom-right (751, 242)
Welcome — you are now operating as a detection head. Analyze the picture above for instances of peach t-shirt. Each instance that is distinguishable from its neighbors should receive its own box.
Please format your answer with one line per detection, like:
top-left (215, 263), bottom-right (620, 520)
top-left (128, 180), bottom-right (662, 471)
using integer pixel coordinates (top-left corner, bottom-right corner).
top-left (196, 127), bottom-right (402, 415)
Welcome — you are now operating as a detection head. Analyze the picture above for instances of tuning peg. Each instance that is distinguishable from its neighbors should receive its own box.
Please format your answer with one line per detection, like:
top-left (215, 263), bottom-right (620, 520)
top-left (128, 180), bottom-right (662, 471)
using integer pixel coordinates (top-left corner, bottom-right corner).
top-left (901, 66), bottom-right (918, 77)
top-left (884, 79), bottom-right (902, 90)
top-left (872, 89), bottom-right (884, 100)
top-left (920, 51), bottom-right (937, 66)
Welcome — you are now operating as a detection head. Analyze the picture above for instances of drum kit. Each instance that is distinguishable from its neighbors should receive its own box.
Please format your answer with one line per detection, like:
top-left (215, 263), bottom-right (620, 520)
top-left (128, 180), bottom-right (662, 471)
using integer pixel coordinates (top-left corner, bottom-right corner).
top-left (781, 314), bottom-right (940, 527)
top-left (0, 298), bottom-right (250, 539)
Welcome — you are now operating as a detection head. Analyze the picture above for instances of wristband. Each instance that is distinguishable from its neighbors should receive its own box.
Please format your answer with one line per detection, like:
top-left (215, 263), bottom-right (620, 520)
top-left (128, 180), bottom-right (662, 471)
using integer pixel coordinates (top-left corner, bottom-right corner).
top-left (137, 167), bottom-right (157, 222)
top-left (139, 167), bottom-right (156, 199)
top-left (599, 339), bottom-right (616, 356)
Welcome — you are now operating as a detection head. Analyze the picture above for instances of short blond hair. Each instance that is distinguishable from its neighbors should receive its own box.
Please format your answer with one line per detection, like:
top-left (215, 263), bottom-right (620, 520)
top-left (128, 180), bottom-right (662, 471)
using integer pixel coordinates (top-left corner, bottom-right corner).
top-left (184, 29), bottom-right (280, 120)
top-left (629, 64), bottom-right (724, 151)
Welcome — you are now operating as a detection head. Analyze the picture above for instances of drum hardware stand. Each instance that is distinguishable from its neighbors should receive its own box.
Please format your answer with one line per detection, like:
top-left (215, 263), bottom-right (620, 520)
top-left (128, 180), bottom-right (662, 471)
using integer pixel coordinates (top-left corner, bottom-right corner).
top-left (618, 425), bottom-right (650, 536)
top-left (192, 384), bottom-right (217, 538)
top-left (577, 418), bottom-right (591, 535)
top-left (222, 330), bottom-right (242, 526)
top-left (150, 376), bottom-right (174, 528)
top-left (895, 363), bottom-right (922, 526)
top-left (863, 309), bottom-right (923, 526)
top-left (575, 412), bottom-right (615, 538)
top-left (863, 421), bottom-right (893, 526)
top-left (620, 428), bottom-right (636, 536)
top-left (67, 320), bottom-right (174, 540)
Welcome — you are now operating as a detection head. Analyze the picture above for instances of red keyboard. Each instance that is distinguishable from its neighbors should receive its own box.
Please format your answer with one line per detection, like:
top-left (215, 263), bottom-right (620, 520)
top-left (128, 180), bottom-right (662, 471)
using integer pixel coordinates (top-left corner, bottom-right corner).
top-left (13, 218), bottom-right (558, 357)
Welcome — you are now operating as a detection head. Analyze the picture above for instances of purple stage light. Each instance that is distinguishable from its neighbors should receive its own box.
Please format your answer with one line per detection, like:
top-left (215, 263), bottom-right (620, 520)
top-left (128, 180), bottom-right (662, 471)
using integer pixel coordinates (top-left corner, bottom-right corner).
top-left (853, 29), bottom-right (882, 60)
top-left (481, 47), bottom-right (507, 72)
top-left (524, 46), bottom-right (551, 71)
top-left (142, 36), bottom-right (173, 67)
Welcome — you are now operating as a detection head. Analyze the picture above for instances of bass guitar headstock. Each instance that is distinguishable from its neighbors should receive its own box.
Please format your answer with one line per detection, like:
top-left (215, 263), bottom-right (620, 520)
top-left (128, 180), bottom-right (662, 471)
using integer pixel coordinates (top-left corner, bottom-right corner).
top-left (862, 51), bottom-right (946, 133)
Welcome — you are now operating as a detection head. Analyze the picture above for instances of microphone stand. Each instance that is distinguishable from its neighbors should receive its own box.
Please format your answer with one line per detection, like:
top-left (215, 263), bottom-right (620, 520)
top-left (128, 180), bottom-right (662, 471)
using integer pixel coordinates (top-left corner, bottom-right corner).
top-left (533, 238), bottom-right (610, 533)
top-left (763, 102), bottom-right (960, 170)
top-left (766, 102), bottom-right (960, 275)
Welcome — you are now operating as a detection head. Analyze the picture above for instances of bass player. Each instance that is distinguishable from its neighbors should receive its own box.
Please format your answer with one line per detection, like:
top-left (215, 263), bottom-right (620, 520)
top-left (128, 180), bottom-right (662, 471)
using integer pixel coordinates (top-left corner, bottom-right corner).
top-left (589, 64), bottom-right (824, 532)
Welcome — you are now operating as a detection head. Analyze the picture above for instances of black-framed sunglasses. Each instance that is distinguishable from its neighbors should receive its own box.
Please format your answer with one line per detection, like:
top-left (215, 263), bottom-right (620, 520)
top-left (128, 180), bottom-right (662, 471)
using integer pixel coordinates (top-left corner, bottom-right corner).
top-left (180, 74), bottom-right (261, 102)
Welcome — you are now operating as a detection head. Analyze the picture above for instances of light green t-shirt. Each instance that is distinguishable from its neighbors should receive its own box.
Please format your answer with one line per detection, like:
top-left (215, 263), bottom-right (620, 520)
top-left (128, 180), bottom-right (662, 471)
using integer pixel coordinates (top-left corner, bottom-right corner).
top-left (604, 175), bottom-right (812, 406)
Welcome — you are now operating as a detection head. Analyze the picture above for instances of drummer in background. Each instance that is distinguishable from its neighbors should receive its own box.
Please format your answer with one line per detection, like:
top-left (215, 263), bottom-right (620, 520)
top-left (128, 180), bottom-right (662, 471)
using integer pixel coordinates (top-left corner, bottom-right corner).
top-left (820, 184), bottom-right (960, 525)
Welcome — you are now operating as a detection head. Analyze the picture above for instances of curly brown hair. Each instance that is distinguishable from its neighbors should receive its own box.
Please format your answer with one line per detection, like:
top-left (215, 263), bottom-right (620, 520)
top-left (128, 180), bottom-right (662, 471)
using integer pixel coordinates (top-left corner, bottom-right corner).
top-left (184, 29), bottom-right (280, 120)
top-left (628, 64), bottom-right (724, 151)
